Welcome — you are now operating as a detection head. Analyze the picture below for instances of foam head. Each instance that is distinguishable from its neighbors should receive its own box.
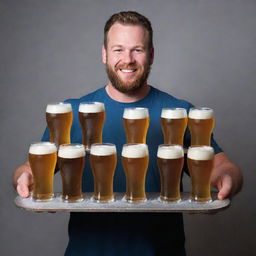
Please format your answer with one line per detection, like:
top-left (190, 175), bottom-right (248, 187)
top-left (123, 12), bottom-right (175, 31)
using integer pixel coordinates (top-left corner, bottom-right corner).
top-left (187, 146), bottom-right (214, 160)
top-left (46, 102), bottom-right (72, 114)
top-left (157, 145), bottom-right (184, 159)
top-left (90, 143), bottom-right (117, 156)
top-left (58, 144), bottom-right (85, 158)
top-left (79, 102), bottom-right (105, 113)
top-left (123, 108), bottom-right (149, 120)
top-left (29, 142), bottom-right (57, 155)
top-left (188, 108), bottom-right (214, 119)
top-left (122, 144), bottom-right (149, 158)
top-left (161, 108), bottom-right (187, 119)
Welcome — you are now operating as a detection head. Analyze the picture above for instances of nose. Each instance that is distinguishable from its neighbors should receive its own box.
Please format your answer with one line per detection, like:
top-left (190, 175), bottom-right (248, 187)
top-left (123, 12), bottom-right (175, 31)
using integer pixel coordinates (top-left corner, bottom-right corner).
top-left (122, 50), bottom-right (135, 64)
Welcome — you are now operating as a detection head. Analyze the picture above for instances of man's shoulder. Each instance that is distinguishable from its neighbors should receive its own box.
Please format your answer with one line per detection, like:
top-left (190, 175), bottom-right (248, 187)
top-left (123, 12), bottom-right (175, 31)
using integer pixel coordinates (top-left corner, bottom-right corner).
top-left (64, 87), bottom-right (106, 105)
top-left (150, 86), bottom-right (193, 108)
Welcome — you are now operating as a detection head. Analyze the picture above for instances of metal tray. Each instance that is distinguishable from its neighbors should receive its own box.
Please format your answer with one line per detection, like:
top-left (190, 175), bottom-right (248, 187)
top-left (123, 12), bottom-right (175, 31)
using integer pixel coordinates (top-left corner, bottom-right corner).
top-left (14, 192), bottom-right (230, 213)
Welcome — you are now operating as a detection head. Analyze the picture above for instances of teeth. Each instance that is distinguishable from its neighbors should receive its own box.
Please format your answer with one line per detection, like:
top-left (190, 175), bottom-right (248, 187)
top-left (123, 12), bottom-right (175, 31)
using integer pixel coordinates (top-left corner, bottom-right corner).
top-left (121, 69), bottom-right (135, 73)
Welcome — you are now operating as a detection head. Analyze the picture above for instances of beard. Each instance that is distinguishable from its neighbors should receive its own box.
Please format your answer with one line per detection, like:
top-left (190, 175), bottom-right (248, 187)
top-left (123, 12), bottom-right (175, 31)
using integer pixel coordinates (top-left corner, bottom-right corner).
top-left (105, 59), bottom-right (151, 94)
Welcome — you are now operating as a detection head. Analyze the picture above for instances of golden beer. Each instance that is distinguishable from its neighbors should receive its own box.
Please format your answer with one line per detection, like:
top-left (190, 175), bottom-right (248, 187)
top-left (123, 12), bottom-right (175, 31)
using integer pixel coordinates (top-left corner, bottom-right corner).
top-left (187, 146), bottom-right (214, 202)
top-left (161, 108), bottom-right (188, 146)
top-left (123, 108), bottom-right (149, 144)
top-left (188, 108), bottom-right (214, 146)
top-left (121, 144), bottom-right (149, 202)
top-left (58, 144), bottom-right (85, 202)
top-left (46, 102), bottom-right (73, 147)
top-left (157, 145), bottom-right (184, 202)
top-left (90, 143), bottom-right (117, 202)
top-left (28, 142), bottom-right (57, 201)
top-left (79, 102), bottom-right (105, 151)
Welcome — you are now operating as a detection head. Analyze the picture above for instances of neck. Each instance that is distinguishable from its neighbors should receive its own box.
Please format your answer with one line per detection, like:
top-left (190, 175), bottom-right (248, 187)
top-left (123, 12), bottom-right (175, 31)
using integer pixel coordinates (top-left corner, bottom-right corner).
top-left (105, 83), bottom-right (151, 103)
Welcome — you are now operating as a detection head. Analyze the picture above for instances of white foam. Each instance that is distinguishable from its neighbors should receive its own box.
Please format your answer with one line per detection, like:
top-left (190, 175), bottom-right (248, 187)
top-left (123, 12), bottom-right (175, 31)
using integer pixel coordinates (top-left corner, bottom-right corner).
top-left (123, 108), bottom-right (149, 120)
top-left (161, 108), bottom-right (187, 119)
top-left (79, 102), bottom-right (105, 113)
top-left (122, 144), bottom-right (149, 158)
top-left (29, 142), bottom-right (57, 155)
top-left (187, 146), bottom-right (214, 160)
top-left (58, 144), bottom-right (85, 158)
top-left (46, 102), bottom-right (72, 114)
top-left (188, 108), bottom-right (214, 119)
top-left (157, 145), bottom-right (184, 159)
top-left (90, 144), bottom-right (116, 156)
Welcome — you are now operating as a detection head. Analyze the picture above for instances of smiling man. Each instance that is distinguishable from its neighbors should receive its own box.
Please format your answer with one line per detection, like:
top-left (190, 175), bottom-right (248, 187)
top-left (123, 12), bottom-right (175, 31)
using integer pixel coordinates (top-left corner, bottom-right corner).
top-left (13, 11), bottom-right (242, 256)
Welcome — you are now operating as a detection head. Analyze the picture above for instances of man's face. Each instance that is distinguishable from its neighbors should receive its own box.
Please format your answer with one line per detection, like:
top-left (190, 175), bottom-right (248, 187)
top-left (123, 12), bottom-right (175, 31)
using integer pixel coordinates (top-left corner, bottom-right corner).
top-left (102, 23), bottom-right (154, 93)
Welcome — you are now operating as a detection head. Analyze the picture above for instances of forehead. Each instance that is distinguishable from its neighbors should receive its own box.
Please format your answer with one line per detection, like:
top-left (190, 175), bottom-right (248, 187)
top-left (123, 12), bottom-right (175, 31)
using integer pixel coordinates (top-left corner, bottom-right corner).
top-left (106, 23), bottom-right (149, 48)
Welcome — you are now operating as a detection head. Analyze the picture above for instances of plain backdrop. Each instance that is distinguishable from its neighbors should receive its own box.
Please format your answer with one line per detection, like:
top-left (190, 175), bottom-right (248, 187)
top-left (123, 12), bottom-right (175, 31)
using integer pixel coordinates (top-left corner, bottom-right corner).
top-left (1, 1), bottom-right (255, 255)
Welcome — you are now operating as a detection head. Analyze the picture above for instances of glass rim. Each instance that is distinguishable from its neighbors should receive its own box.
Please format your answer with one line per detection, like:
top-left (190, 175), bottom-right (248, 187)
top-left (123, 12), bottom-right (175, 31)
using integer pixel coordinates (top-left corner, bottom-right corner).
top-left (189, 107), bottom-right (213, 111)
top-left (79, 101), bottom-right (105, 105)
top-left (59, 143), bottom-right (85, 148)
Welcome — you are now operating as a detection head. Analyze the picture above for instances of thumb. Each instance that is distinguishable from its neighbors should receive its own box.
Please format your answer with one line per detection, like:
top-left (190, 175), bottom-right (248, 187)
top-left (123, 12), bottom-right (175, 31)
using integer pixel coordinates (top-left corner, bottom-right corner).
top-left (216, 174), bottom-right (232, 200)
top-left (16, 172), bottom-right (33, 198)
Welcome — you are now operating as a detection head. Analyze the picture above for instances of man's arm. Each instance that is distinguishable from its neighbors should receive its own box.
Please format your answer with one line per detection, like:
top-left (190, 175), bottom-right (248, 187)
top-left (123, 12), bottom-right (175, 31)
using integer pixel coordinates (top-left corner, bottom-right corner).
top-left (13, 161), bottom-right (33, 198)
top-left (211, 152), bottom-right (243, 200)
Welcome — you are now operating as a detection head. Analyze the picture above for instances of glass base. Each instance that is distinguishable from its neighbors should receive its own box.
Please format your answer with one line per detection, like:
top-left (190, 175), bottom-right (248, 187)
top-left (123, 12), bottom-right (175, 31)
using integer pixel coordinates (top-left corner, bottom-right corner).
top-left (91, 197), bottom-right (115, 203)
top-left (32, 196), bottom-right (54, 202)
top-left (62, 196), bottom-right (84, 203)
top-left (189, 198), bottom-right (212, 203)
top-left (125, 197), bottom-right (147, 203)
top-left (159, 196), bottom-right (181, 203)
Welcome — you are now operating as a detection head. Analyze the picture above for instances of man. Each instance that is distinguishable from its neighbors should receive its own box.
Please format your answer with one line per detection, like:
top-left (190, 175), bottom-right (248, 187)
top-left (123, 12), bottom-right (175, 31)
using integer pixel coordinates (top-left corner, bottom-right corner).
top-left (13, 11), bottom-right (242, 256)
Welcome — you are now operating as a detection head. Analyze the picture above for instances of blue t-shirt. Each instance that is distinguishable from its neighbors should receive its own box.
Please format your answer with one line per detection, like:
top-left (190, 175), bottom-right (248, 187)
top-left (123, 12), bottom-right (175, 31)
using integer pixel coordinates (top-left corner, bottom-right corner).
top-left (42, 86), bottom-right (222, 256)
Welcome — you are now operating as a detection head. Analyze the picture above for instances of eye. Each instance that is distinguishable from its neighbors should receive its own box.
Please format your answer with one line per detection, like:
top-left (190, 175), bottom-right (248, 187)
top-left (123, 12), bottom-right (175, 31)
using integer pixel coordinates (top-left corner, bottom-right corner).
top-left (134, 48), bottom-right (143, 53)
top-left (113, 49), bottom-right (122, 53)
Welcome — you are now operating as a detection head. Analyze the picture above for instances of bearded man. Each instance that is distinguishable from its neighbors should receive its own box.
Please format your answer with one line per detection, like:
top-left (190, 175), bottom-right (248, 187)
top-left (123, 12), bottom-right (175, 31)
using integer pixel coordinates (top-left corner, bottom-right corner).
top-left (13, 11), bottom-right (242, 256)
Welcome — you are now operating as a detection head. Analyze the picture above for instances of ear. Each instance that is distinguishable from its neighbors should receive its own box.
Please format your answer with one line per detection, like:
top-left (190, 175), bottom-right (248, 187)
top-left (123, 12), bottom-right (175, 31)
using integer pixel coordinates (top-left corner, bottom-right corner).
top-left (149, 47), bottom-right (154, 65)
top-left (102, 45), bottom-right (107, 64)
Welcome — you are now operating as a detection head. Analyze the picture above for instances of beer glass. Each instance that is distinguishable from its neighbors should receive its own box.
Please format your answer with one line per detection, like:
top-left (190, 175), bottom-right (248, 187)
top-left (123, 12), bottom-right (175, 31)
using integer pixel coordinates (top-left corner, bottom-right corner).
top-left (188, 107), bottom-right (214, 146)
top-left (157, 145), bottom-right (184, 202)
top-left (121, 143), bottom-right (149, 203)
top-left (46, 102), bottom-right (73, 147)
top-left (90, 143), bottom-right (117, 203)
top-left (28, 142), bottom-right (57, 201)
top-left (123, 108), bottom-right (149, 144)
top-left (187, 146), bottom-right (214, 202)
top-left (58, 144), bottom-right (85, 202)
top-left (79, 102), bottom-right (105, 151)
top-left (161, 108), bottom-right (188, 146)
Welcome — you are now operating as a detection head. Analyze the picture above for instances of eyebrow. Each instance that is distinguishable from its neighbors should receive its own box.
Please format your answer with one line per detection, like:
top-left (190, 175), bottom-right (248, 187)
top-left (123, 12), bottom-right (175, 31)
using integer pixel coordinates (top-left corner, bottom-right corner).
top-left (111, 45), bottom-right (146, 49)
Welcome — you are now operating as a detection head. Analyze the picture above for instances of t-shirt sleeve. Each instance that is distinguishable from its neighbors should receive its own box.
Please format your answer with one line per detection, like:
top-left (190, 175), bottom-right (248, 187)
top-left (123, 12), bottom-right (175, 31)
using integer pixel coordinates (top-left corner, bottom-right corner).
top-left (41, 127), bottom-right (50, 142)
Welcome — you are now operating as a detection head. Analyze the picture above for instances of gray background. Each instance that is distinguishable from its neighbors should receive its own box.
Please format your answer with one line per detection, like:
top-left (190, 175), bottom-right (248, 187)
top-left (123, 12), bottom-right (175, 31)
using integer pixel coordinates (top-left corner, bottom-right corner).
top-left (1, 0), bottom-right (255, 255)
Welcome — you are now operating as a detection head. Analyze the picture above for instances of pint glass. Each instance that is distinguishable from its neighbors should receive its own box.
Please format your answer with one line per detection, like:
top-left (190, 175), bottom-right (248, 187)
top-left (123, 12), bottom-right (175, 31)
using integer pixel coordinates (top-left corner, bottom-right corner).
top-left (28, 142), bottom-right (57, 201)
top-left (122, 143), bottom-right (149, 202)
top-left (123, 108), bottom-right (149, 144)
top-left (187, 146), bottom-right (214, 202)
top-left (90, 143), bottom-right (117, 202)
top-left (161, 108), bottom-right (188, 146)
top-left (157, 144), bottom-right (184, 202)
top-left (46, 102), bottom-right (73, 147)
top-left (79, 102), bottom-right (105, 151)
top-left (58, 144), bottom-right (85, 202)
top-left (188, 107), bottom-right (214, 146)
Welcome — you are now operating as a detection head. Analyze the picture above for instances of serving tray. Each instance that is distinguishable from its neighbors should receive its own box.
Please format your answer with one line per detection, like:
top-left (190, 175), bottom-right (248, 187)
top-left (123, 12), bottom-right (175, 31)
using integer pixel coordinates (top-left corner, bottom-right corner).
top-left (14, 192), bottom-right (230, 213)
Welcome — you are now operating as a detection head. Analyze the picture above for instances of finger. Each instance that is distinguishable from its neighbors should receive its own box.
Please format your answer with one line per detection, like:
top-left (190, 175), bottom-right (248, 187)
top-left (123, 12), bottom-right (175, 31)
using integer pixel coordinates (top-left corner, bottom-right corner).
top-left (217, 174), bottom-right (232, 200)
top-left (17, 183), bottom-right (30, 198)
top-left (16, 172), bottom-right (33, 198)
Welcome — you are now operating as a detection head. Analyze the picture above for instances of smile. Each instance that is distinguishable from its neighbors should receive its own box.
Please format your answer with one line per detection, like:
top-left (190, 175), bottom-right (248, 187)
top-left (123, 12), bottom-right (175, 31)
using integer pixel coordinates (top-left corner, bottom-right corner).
top-left (120, 69), bottom-right (136, 73)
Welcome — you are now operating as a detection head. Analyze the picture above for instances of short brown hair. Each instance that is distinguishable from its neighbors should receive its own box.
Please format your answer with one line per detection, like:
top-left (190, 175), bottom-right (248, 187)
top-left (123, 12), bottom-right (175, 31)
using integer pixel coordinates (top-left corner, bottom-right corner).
top-left (104, 11), bottom-right (153, 49)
